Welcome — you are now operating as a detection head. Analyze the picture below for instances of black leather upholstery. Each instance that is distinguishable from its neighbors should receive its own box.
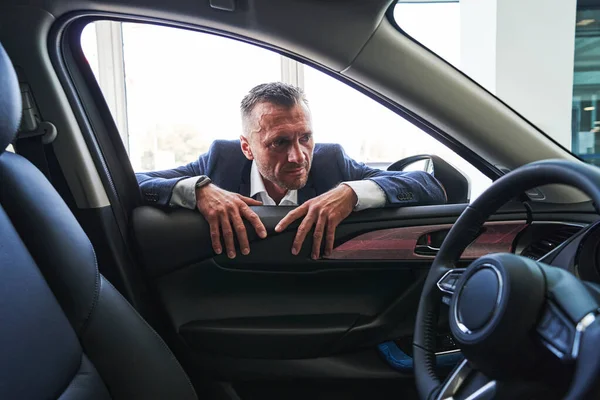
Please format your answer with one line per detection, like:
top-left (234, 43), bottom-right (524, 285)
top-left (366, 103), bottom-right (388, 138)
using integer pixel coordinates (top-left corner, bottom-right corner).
top-left (0, 43), bottom-right (198, 399)
top-left (0, 42), bottom-right (20, 151)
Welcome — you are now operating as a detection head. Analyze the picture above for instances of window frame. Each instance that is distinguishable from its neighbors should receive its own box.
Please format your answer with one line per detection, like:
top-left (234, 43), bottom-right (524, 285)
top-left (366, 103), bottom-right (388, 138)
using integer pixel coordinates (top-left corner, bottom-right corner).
top-left (52, 11), bottom-right (503, 198)
top-left (85, 20), bottom-right (307, 155)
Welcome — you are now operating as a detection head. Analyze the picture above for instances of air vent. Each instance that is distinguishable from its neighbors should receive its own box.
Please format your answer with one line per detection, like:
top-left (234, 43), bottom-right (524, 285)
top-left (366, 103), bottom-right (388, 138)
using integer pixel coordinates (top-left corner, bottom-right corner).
top-left (520, 225), bottom-right (582, 260)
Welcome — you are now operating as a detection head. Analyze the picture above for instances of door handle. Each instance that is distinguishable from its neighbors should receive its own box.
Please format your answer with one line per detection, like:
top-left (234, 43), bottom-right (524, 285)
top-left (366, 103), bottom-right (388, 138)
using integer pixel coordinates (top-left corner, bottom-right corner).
top-left (414, 244), bottom-right (440, 256)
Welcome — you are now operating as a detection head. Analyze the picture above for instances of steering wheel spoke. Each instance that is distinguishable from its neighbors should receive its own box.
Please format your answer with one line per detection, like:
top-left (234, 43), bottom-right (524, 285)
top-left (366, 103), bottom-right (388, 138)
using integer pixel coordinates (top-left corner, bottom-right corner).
top-left (436, 359), bottom-right (496, 400)
top-left (437, 268), bottom-right (466, 306)
top-left (536, 302), bottom-right (596, 361)
top-left (437, 268), bottom-right (466, 296)
top-left (534, 263), bottom-right (600, 363)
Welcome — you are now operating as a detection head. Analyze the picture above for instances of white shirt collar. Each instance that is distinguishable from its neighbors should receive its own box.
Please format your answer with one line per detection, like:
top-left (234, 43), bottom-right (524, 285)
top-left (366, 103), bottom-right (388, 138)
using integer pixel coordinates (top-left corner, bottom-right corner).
top-left (250, 161), bottom-right (298, 206)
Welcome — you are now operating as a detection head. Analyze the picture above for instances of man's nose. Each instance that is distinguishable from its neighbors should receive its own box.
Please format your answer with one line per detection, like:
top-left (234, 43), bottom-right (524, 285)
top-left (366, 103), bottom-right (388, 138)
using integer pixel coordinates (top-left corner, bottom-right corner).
top-left (288, 141), bottom-right (304, 164)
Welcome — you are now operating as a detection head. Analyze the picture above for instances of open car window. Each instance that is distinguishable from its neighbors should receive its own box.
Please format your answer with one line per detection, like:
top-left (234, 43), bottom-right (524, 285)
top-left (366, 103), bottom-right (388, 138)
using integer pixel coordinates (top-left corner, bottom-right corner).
top-left (80, 20), bottom-right (492, 202)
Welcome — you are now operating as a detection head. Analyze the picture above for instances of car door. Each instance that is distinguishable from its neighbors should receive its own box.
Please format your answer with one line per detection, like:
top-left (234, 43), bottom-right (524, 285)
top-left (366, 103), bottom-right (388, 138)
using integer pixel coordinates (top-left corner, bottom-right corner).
top-left (28, 10), bottom-right (592, 399)
top-left (132, 201), bottom-right (523, 362)
top-left (67, 17), bottom-right (496, 385)
top-left (129, 193), bottom-right (592, 389)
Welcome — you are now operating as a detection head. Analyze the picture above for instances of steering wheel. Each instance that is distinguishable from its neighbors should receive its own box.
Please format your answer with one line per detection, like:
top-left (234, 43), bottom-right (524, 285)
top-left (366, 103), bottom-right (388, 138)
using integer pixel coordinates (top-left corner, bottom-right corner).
top-left (414, 160), bottom-right (600, 400)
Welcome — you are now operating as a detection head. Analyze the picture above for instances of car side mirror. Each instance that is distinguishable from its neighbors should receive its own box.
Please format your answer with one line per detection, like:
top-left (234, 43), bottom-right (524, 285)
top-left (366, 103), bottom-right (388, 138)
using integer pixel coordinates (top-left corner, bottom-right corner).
top-left (387, 155), bottom-right (470, 204)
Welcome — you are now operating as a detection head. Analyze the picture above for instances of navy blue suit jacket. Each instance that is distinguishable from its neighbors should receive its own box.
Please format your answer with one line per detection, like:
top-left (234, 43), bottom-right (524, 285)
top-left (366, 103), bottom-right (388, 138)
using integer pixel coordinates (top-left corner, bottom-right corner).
top-left (136, 140), bottom-right (447, 207)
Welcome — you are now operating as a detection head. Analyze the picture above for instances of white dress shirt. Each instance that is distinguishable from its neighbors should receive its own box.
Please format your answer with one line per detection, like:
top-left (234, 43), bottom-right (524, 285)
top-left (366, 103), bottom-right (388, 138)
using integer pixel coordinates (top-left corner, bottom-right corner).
top-left (170, 161), bottom-right (386, 210)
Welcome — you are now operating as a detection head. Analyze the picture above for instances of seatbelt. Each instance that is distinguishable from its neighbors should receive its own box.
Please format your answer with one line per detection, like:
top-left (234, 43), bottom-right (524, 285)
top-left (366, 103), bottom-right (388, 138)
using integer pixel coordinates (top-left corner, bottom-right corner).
top-left (15, 134), bottom-right (52, 180)
top-left (14, 82), bottom-right (57, 180)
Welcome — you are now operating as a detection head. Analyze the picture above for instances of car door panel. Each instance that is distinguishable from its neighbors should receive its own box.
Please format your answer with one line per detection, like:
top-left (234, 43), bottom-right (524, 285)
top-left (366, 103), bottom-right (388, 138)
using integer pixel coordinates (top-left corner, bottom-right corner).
top-left (326, 220), bottom-right (527, 260)
top-left (131, 202), bottom-right (532, 379)
top-left (179, 313), bottom-right (360, 359)
top-left (132, 203), bottom-right (529, 276)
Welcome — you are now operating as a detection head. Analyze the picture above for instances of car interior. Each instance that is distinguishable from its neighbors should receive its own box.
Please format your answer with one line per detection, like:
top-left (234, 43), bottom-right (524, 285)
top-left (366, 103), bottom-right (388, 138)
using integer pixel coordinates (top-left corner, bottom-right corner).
top-left (2, 0), bottom-right (600, 399)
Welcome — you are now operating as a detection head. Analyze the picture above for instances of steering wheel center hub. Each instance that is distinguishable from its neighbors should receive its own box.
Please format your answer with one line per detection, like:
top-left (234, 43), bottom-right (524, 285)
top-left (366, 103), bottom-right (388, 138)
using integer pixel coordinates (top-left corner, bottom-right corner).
top-left (449, 254), bottom-right (546, 378)
top-left (456, 265), bottom-right (501, 333)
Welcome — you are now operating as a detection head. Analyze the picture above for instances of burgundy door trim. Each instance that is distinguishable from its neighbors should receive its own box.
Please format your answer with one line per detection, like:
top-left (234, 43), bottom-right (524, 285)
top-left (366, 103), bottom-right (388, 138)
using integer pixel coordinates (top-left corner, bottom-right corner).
top-left (325, 221), bottom-right (527, 261)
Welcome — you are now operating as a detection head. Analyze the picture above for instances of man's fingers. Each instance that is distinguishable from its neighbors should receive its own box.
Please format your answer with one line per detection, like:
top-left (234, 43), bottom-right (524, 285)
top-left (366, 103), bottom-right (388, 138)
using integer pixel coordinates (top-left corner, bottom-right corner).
top-left (230, 209), bottom-right (250, 256)
top-left (311, 215), bottom-right (326, 260)
top-left (208, 216), bottom-right (222, 255)
top-left (237, 194), bottom-right (263, 206)
top-left (291, 210), bottom-right (317, 256)
top-left (324, 220), bottom-right (338, 257)
top-left (275, 205), bottom-right (308, 233)
top-left (219, 214), bottom-right (236, 259)
top-left (240, 204), bottom-right (267, 239)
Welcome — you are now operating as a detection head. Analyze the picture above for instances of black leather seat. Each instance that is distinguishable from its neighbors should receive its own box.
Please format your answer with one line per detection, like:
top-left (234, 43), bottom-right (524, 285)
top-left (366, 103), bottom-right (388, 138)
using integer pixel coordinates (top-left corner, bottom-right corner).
top-left (0, 43), bottom-right (198, 399)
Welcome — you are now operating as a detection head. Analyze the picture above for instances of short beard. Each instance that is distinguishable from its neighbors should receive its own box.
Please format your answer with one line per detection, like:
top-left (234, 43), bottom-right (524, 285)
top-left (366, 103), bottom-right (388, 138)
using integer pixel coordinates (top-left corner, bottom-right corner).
top-left (255, 161), bottom-right (309, 191)
top-left (279, 177), bottom-right (307, 191)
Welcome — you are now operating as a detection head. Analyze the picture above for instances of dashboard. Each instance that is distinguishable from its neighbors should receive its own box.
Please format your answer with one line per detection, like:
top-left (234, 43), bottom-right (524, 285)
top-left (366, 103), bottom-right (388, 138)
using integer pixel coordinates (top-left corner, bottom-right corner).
top-left (536, 220), bottom-right (600, 283)
top-left (383, 217), bottom-right (599, 373)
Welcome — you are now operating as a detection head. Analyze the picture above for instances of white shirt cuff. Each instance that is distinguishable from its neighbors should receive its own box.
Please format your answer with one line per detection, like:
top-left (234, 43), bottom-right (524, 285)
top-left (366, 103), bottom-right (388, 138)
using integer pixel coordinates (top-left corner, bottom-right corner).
top-left (170, 176), bottom-right (200, 209)
top-left (342, 180), bottom-right (386, 211)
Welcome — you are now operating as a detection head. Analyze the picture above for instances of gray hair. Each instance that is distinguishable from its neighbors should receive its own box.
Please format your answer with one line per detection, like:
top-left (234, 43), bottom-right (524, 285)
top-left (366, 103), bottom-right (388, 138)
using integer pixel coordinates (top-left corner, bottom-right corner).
top-left (240, 82), bottom-right (309, 136)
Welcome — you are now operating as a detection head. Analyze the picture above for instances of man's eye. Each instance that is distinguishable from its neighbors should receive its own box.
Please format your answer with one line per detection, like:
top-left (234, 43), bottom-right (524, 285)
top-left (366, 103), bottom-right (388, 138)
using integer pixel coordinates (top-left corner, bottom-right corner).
top-left (272, 140), bottom-right (286, 148)
top-left (300, 135), bottom-right (311, 143)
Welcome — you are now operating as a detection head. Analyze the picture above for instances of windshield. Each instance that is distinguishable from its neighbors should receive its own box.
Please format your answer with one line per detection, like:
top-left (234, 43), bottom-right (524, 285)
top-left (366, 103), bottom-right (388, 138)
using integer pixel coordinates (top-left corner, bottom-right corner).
top-left (393, 0), bottom-right (600, 166)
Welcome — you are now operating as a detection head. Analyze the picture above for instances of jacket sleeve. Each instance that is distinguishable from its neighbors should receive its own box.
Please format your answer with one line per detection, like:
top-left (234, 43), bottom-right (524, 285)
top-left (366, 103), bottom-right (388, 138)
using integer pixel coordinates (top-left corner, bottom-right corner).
top-left (334, 145), bottom-right (447, 206)
top-left (136, 152), bottom-right (210, 207)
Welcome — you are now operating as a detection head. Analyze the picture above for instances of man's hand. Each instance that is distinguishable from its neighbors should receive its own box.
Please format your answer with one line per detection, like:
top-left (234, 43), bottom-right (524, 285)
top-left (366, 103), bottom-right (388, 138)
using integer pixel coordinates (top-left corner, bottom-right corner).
top-left (274, 185), bottom-right (357, 260)
top-left (196, 184), bottom-right (267, 258)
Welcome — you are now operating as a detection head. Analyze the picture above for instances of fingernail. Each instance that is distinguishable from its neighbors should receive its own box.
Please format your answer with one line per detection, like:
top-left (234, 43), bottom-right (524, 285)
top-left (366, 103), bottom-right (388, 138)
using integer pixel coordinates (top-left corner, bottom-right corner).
top-left (215, 248), bottom-right (222, 255)
top-left (242, 248), bottom-right (249, 255)
top-left (312, 253), bottom-right (317, 260)
top-left (324, 251), bottom-right (331, 257)
top-left (275, 225), bottom-right (281, 232)
top-left (260, 231), bottom-right (267, 238)
top-left (228, 251), bottom-right (235, 259)
top-left (292, 248), bottom-right (298, 255)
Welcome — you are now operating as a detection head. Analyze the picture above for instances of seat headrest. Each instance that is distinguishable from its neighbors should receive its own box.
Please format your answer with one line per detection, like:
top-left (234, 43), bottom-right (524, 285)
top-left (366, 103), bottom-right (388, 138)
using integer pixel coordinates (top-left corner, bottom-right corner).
top-left (0, 42), bottom-right (21, 154)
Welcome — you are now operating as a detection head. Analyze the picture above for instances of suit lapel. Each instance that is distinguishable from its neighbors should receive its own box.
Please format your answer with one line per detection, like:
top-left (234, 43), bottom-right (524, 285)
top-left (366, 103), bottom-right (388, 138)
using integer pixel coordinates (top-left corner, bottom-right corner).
top-left (298, 173), bottom-right (316, 204)
top-left (238, 160), bottom-right (252, 197)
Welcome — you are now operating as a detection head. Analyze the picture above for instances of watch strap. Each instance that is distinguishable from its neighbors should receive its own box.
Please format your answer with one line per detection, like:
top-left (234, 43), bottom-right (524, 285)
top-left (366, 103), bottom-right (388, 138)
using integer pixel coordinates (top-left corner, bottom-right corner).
top-left (194, 175), bottom-right (212, 190)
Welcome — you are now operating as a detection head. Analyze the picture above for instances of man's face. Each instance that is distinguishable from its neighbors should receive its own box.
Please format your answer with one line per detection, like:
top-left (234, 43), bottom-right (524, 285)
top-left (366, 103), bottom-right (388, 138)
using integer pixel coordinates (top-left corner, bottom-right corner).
top-left (241, 102), bottom-right (314, 191)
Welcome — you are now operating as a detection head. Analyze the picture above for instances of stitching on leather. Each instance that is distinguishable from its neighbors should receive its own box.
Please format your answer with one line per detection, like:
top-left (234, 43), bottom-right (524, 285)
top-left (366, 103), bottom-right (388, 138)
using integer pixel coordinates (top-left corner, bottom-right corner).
top-left (79, 245), bottom-right (101, 336)
top-left (102, 277), bottom-right (198, 398)
top-left (424, 309), bottom-right (440, 383)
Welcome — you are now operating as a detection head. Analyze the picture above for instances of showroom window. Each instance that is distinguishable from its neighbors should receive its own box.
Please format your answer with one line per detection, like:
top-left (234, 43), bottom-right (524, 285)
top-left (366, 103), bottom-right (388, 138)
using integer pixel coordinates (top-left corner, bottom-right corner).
top-left (81, 22), bottom-right (281, 172)
top-left (393, 1), bottom-right (460, 69)
top-left (572, 5), bottom-right (600, 166)
top-left (393, 0), bottom-right (600, 168)
top-left (81, 20), bottom-right (491, 201)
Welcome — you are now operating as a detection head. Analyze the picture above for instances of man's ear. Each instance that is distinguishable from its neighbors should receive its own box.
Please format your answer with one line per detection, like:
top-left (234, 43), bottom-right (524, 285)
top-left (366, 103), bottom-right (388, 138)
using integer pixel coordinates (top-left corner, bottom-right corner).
top-left (240, 135), bottom-right (254, 160)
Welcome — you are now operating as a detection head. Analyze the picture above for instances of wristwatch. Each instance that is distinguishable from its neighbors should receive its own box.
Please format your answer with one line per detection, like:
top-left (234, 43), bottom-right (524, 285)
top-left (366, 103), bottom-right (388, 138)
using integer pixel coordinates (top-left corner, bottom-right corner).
top-left (194, 175), bottom-right (212, 191)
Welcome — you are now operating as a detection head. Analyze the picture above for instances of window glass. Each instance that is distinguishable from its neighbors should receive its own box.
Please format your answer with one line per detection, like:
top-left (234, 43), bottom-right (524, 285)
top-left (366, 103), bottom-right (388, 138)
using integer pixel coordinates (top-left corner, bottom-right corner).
top-left (394, 1), bottom-right (460, 68)
top-left (81, 21), bottom-right (491, 202)
top-left (303, 64), bottom-right (491, 200)
top-left (393, 0), bottom-right (600, 169)
top-left (80, 24), bottom-right (100, 79)
top-left (572, 7), bottom-right (600, 166)
top-left (82, 22), bottom-right (281, 172)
